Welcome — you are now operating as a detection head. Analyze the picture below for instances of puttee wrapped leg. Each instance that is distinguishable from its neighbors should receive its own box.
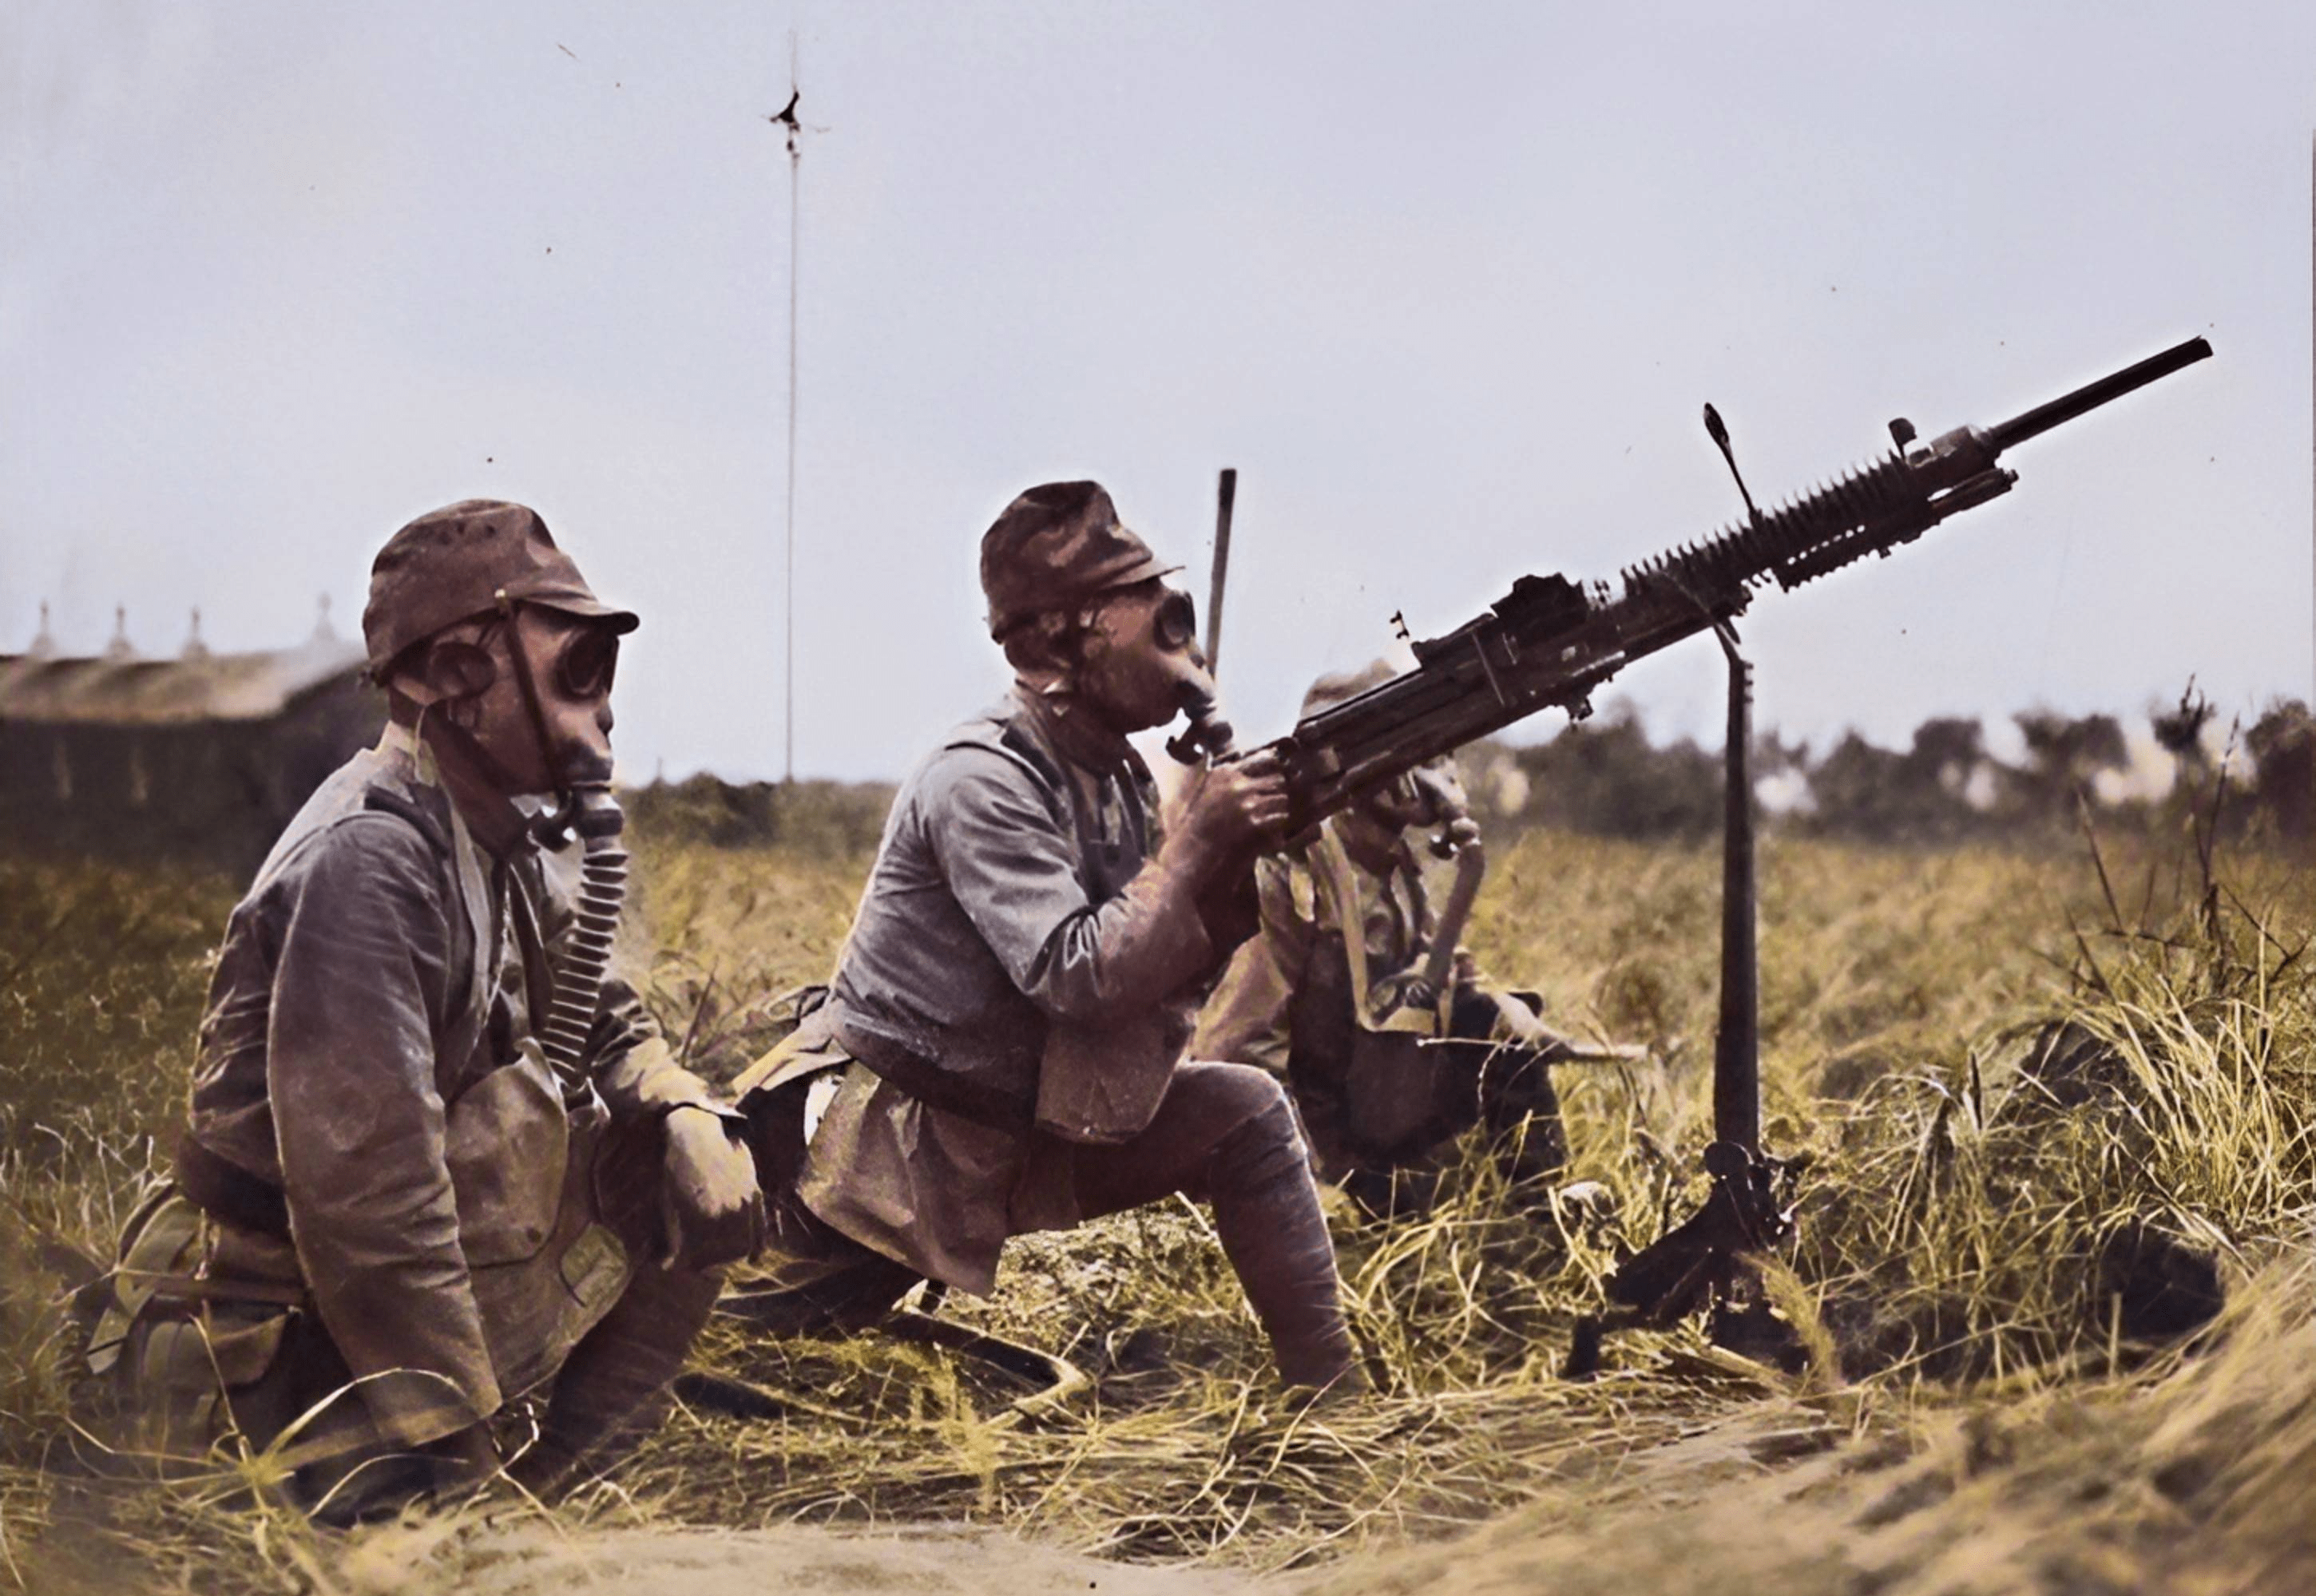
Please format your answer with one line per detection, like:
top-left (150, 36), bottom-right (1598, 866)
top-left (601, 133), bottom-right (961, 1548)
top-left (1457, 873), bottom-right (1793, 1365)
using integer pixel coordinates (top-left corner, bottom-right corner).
top-left (1074, 1062), bottom-right (1358, 1392)
top-left (510, 1259), bottom-right (721, 1497)
top-left (1205, 1094), bottom-right (1360, 1389)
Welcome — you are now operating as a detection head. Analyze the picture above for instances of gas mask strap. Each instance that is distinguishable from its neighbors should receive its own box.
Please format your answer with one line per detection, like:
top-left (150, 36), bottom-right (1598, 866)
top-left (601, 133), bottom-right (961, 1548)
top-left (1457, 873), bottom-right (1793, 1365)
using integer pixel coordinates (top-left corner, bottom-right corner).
top-left (494, 593), bottom-right (560, 774)
top-left (493, 590), bottom-right (584, 846)
top-left (414, 711), bottom-right (539, 840)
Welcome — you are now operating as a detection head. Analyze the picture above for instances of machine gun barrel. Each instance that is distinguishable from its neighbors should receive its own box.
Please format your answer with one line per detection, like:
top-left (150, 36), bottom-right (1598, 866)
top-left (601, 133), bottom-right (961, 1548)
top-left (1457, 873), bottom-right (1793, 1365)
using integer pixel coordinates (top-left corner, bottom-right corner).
top-left (1259, 336), bottom-right (2211, 833)
top-left (1989, 335), bottom-right (2211, 452)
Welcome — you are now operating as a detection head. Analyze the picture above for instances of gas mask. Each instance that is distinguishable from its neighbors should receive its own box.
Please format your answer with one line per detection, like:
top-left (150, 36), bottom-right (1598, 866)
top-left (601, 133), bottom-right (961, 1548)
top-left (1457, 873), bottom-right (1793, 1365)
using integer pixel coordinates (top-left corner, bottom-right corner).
top-left (1151, 587), bottom-right (1238, 763)
top-left (490, 594), bottom-right (629, 1105)
top-left (1357, 757), bottom-right (1473, 859)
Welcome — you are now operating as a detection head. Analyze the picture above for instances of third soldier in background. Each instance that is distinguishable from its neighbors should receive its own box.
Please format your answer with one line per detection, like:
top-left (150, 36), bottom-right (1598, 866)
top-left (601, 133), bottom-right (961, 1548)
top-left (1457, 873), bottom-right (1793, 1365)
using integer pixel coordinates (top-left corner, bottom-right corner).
top-left (1196, 660), bottom-right (1584, 1220)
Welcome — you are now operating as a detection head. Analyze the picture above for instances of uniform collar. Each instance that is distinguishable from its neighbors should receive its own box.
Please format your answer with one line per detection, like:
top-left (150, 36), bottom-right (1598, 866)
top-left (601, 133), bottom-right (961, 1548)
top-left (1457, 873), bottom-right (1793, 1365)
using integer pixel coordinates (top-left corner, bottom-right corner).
top-left (376, 720), bottom-right (438, 784)
top-left (379, 719), bottom-right (534, 859)
top-left (1013, 683), bottom-right (1136, 778)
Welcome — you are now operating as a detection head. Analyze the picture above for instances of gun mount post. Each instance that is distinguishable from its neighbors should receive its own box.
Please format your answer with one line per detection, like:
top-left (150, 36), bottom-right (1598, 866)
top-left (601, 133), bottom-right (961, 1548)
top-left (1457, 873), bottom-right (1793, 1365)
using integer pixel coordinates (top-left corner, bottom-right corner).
top-left (1712, 622), bottom-right (1760, 1154)
top-left (1564, 633), bottom-right (1799, 1379)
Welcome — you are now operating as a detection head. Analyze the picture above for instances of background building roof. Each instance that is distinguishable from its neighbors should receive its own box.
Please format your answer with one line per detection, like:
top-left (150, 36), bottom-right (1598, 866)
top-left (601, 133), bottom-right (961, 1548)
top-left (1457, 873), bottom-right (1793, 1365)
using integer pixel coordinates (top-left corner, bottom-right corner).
top-left (0, 636), bottom-right (367, 727)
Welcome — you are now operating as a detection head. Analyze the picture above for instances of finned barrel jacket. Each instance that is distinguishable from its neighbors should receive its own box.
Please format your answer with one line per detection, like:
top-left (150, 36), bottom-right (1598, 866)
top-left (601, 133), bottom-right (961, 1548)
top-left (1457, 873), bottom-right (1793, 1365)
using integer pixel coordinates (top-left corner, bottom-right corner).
top-left (798, 688), bottom-right (1220, 1294)
top-left (180, 725), bottom-right (717, 1448)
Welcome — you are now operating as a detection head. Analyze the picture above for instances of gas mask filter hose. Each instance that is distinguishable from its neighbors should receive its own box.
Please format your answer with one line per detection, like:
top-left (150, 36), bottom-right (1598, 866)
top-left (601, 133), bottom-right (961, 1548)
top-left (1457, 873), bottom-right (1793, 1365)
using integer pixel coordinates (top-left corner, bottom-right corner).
top-left (537, 784), bottom-right (629, 1094)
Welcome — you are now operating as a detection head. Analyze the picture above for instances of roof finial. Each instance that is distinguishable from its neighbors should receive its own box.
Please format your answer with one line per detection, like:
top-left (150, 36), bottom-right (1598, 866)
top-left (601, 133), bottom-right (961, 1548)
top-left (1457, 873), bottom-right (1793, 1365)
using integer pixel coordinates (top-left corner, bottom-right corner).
top-left (104, 603), bottom-right (136, 662)
top-left (29, 600), bottom-right (57, 659)
top-left (181, 605), bottom-right (211, 661)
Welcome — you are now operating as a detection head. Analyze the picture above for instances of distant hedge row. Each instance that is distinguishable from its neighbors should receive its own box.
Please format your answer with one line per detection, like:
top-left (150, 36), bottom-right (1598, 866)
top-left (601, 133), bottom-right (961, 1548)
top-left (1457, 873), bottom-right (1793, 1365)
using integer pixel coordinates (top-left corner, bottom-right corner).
top-left (622, 773), bottom-right (896, 856)
top-left (622, 695), bottom-right (2316, 854)
top-left (1461, 693), bottom-right (2314, 847)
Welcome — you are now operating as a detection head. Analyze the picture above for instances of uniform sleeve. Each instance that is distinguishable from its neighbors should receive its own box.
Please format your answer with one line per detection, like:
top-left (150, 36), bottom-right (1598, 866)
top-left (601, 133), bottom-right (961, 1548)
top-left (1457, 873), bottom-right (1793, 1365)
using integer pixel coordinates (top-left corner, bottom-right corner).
top-left (1192, 854), bottom-right (1316, 1073)
top-left (589, 982), bottom-right (735, 1124)
top-left (922, 748), bottom-right (1214, 1024)
top-left (266, 815), bottom-right (501, 1447)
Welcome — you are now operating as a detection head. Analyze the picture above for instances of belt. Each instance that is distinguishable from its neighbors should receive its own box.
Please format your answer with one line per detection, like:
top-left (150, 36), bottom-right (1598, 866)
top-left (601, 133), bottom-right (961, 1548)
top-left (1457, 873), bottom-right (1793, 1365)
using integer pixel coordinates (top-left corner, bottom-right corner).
top-left (835, 1023), bottom-right (1035, 1135)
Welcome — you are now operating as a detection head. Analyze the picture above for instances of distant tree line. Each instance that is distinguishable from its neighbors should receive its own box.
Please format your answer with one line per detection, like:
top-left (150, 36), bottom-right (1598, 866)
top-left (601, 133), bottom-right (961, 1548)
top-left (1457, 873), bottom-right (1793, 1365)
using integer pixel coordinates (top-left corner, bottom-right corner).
top-left (1464, 690), bottom-right (2316, 849)
top-left (624, 692), bottom-right (2316, 856)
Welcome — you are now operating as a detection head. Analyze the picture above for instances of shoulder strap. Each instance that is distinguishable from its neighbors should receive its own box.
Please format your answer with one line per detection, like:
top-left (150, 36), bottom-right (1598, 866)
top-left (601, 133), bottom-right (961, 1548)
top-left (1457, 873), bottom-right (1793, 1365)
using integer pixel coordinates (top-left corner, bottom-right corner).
top-left (1306, 826), bottom-right (1376, 1023)
top-left (958, 709), bottom-right (1118, 902)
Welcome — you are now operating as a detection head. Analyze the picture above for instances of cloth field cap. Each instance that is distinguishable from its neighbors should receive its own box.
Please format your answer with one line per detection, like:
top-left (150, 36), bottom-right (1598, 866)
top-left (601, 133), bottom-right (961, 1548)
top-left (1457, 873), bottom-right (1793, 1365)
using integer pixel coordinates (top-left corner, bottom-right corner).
top-left (979, 480), bottom-right (1180, 641)
top-left (363, 500), bottom-right (638, 675)
top-left (1301, 659), bottom-right (1401, 719)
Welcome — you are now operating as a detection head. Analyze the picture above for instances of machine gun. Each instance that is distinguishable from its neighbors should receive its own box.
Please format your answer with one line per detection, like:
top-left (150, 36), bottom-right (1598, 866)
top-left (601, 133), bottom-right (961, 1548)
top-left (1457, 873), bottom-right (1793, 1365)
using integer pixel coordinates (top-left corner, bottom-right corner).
top-left (1215, 336), bottom-right (2210, 834)
top-left (1186, 334), bottom-right (2211, 1368)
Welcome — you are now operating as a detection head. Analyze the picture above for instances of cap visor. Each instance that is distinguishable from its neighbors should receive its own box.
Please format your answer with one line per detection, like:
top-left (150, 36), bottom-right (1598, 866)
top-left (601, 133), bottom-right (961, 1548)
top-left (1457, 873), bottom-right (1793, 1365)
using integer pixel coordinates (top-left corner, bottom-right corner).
top-left (529, 596), bottom-right (640, 633)
top-left (1099, 555), bottom-right (1184, 592)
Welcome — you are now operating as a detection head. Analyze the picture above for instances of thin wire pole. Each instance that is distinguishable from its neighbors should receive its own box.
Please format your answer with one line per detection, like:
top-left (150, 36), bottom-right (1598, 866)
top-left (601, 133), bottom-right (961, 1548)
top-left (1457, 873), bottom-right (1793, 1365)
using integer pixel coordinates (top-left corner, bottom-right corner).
top-left (785, 129), bottom-right (800, 784)
top-left (781, 34), bottom-right (803, 786)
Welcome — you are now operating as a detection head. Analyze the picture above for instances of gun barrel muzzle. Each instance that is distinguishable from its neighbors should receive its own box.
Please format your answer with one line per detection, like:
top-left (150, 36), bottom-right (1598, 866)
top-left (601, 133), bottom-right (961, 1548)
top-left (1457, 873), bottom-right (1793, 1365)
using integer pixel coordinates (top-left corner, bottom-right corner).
top-left (1989, 335), bottom-right (2212, 453)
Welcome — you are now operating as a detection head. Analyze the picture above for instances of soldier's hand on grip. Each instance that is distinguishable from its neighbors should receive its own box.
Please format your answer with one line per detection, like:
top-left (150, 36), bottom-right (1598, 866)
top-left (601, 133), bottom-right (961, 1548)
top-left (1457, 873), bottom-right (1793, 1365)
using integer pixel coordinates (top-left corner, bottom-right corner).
top-left (660, 1107), bottom-right (768, 1270)
top-left (1172, 749), bottom-right (1292, 872)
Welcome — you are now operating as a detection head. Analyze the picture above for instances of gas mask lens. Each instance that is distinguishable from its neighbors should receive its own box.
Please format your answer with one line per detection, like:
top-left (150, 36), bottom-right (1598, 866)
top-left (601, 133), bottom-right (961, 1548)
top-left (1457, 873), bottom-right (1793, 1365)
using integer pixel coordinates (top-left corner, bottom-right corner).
top-left (1154, 588), bottom-right (1198, 652)
top-left (555, 626), bottom-right (621, 700)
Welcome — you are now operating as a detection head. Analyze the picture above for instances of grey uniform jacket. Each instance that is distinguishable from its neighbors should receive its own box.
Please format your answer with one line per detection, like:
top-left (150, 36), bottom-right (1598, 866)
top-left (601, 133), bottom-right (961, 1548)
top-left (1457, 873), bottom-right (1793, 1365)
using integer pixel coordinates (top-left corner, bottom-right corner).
top-left (180, 725), bottom-right (719, 1447)
top-left (798, 688), bottom-right (1222, 1295)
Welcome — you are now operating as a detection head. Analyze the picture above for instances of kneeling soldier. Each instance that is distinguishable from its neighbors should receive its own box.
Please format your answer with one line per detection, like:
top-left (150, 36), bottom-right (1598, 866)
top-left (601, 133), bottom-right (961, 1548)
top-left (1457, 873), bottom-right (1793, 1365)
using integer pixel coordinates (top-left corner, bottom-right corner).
top-left (81, 501), bottom-right (764, 1517)
top-left (1196, 662), bottom-right (1577, 1219)
top-left (738, 481), bottom-right (1360, 1396)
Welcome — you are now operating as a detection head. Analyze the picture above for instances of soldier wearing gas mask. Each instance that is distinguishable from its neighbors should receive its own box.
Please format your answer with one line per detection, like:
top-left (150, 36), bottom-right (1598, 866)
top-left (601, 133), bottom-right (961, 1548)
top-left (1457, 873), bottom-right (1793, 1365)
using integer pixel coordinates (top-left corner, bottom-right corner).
top-left (81, 501), bottom-right (763, 1517)
top-left (1196, 661), bottom-right (1574, 1220)
top-left (736, 481), bottom-right (1359, 1396)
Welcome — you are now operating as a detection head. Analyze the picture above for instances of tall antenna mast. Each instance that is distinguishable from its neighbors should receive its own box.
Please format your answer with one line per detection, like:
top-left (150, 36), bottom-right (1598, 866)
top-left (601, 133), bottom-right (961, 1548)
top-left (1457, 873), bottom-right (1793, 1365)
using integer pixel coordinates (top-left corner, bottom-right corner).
top-left (772, 34), bottom-right (805, 783)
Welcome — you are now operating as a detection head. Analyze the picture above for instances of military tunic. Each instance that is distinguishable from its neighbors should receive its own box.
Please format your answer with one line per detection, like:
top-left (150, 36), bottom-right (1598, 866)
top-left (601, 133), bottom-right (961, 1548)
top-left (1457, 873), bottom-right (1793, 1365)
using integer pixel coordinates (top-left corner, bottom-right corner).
top-left (1195, 822), bottom-right (1436, 1075)
top-left (798, 689), bottom-right (1218, 1295)
top-left (112, 724), bottom-right (722, 1463)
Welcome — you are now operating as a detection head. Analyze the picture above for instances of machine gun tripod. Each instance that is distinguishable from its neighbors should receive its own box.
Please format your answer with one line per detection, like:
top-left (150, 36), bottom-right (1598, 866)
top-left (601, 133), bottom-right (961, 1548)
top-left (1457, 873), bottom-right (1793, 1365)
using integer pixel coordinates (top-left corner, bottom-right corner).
top-left (1565, 620), bottom-right (1804, 1376)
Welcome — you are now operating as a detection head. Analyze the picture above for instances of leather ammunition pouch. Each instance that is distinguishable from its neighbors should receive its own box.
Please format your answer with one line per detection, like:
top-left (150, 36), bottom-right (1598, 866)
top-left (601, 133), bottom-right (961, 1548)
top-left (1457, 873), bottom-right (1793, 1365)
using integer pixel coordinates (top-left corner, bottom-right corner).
top-left (77, 1188), bottom-right (300, 1467)
top-left (727, 987), bottom-right (930, 1318)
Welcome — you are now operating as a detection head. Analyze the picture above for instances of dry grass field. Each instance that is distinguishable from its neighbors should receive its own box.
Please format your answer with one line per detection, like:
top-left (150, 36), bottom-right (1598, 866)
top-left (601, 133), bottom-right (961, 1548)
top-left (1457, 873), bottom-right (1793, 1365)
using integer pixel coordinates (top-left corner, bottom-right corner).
top-left (2, 816), bottom-right (2310, 1594)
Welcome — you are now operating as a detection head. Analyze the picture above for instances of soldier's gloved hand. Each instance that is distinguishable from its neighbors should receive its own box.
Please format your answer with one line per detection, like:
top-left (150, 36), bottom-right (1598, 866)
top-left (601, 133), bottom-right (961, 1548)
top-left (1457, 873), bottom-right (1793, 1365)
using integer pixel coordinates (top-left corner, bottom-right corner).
top-left (1397, 976), bottom-right (1442, 1012)
top-left (659, 1106), bottom-right (767, 1270)
top-left (1171, 749), bottom-right (1291, 878)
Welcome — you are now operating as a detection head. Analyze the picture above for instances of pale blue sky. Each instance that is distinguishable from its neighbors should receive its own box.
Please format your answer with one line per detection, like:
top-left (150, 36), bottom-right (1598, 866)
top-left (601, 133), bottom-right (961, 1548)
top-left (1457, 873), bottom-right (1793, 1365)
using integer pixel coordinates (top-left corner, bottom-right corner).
top-left (4, 2), bottom-right (2306, 781)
